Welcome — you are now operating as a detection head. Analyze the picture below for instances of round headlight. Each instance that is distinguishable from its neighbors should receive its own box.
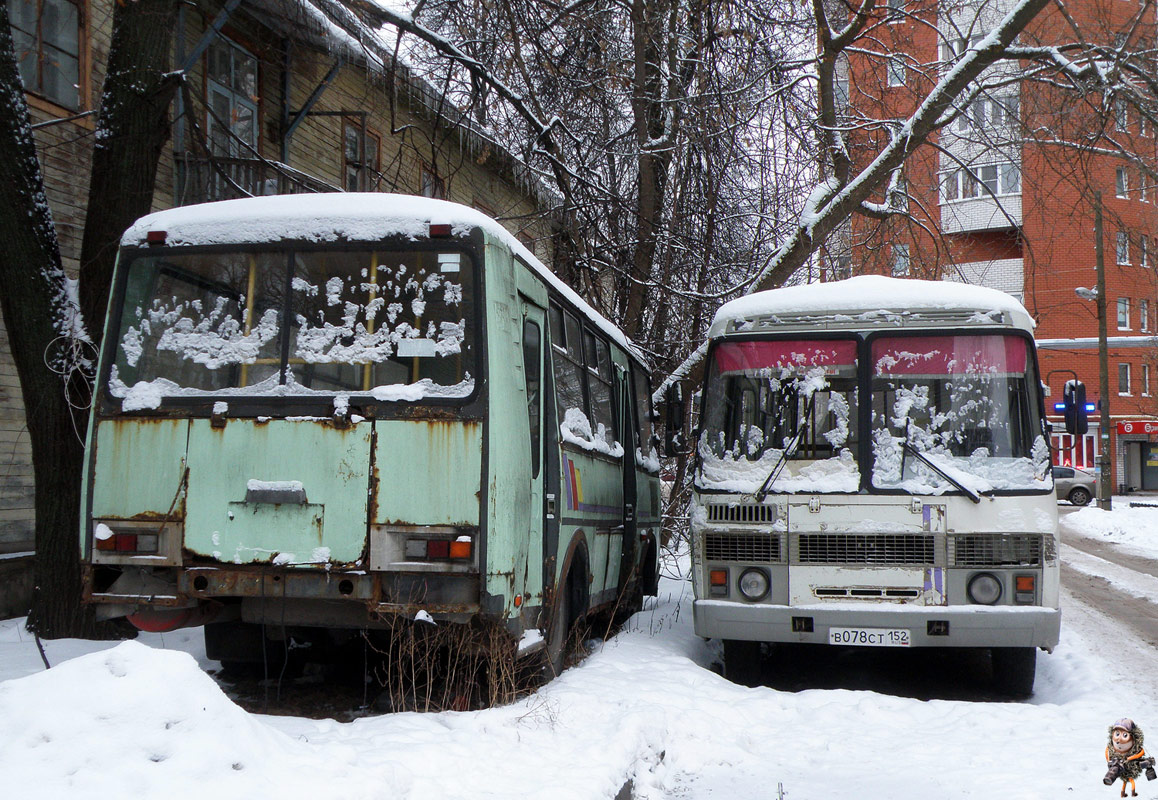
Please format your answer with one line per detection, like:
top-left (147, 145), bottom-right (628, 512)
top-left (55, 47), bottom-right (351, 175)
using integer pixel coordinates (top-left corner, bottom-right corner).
top-left (738, 568), bottom-right (769, 601)
top-left (967, 572), bottom-right (1002, 605)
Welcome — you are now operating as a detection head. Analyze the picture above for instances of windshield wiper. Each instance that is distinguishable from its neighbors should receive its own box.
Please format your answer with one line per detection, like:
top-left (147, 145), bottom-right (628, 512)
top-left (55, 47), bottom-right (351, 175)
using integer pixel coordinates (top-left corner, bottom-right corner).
top-left (900, 420), bottom-right (982, 504)
top-left (755, 392), bottom-right (815, 502)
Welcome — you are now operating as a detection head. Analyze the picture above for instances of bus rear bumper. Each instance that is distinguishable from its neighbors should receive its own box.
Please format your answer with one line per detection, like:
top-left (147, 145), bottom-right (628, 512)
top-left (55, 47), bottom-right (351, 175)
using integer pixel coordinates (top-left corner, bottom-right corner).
top-left (694, 599), bottom-right (1061, 651)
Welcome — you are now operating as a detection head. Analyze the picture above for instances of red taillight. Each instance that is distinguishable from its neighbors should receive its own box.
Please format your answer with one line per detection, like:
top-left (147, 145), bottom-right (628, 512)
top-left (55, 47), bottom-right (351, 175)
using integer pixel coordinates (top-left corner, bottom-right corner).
top-left (429, 223), bottom-right (452, 237)
top-left (115, 533), bottom-right (138, 552)
top-left (146, 230), bottom-right (167, 245)
top-left (426, 539), bottom-right (450, 559)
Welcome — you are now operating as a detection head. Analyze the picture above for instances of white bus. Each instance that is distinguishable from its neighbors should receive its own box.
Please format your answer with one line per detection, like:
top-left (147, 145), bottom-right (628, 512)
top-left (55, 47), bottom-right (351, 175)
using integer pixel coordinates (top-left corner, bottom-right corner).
top-left (686, 276), bottom-right (1060, 696)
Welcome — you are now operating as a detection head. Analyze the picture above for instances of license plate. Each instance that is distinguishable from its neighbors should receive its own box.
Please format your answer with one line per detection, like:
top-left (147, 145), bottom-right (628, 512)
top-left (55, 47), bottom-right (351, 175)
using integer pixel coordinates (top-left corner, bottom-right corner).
top-left (828, 627), bottom-right (911, 647)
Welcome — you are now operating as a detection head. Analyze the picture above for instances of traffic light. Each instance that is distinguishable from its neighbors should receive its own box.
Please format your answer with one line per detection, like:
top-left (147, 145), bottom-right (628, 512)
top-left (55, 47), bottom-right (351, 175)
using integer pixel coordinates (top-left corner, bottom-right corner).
top-left (1063, 380), bottom-right (1088, 435)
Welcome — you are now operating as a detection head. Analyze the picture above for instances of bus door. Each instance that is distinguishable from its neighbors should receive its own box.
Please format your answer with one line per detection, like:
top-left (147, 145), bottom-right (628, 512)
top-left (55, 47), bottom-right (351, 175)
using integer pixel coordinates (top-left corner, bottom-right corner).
top-left (616, 365), bottom-right (638, 594)
top-left (520, 297), bottom-right (549, 598)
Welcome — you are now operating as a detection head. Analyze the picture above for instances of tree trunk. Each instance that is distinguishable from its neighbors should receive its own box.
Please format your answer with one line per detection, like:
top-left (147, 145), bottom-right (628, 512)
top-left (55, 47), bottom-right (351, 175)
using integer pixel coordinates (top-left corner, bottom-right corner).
top-left (0, 5), bottom-right (104, 638)
top-left (0, 0), bottom-right (179, 638)
top-left (79, 0), bottom-right (182, 346)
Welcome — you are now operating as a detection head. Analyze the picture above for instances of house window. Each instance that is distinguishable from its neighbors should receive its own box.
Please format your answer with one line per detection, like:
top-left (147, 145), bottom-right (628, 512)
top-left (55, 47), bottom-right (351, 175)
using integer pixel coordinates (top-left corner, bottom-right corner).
top-left (887, 57), bottom-right (906, 87)
top-left (8, 0), bottom-right (83, 110)
top-left (1119, 362), bottom-right (1132, 395)
top-left (977, 164), bottom-right (999, 196)
top-left (889, 179), bottom-right (908, 211)
top-left (1116, 167), bottom-right (1129, 198)
top-left (833, 254), bottom-right (852, 280)
top-left (206, 37), bottom-right (258, 158)
top-left (892, 244), bottom-right (910, 276)
top-left (1115, 99), bottom-right (1128, 132)
top-left (1143, 235), bottom-right (1150, 268)
top-left (999, 163), bottom-right (1020, 194)
top-left (343, 120), bottom-right (380, 192)
top-left (1118, 297), bottom-right (1131, 329)
top-left (1117, 231), bottom-right (1131, 265)
top-left (887, 0), bottom-right (903, 21)
top-left (1145, 364), bottom-right (1151, 397)
top-left (420, 164), bottom-right (446, 199)
top-left (1143, 298), bottom-right (1151, 331)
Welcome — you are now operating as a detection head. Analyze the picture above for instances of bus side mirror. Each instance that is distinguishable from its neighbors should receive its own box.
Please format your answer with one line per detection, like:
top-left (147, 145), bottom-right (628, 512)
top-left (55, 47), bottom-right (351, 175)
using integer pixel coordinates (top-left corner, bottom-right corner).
top-left (1063, 380), bottom-right (1088, 435)
top-left (663, 382), bottom-right (686, 457)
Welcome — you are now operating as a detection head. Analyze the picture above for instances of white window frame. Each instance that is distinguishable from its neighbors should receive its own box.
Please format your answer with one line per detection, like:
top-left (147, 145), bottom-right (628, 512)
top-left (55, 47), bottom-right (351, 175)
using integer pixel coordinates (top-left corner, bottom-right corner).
top-left (1117, 231), bottom-right (1131, 265)
top-left (1143, 298), bottom-right (1151, 331)
top-left (1116, 167), bottom-right (1129, 198)
top-left (892, 243), bottom-right (910, 276)
top-left (888, 57), bottom-right (907, 87)
top-left (1145, 364), bottom-right (1152, 397)
top-left (1119, 362), bottom-right (1132, 396)
top-left (1118, 297), bottom-right (1132, 329)
top-left (1143, 235), bottom-right (1150, 268)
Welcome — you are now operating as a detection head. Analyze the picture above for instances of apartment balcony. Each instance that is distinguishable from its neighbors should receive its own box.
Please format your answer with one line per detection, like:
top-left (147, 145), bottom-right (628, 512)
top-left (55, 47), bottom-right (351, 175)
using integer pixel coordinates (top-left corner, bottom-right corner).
top-left (174, 154), bottom-right (340, 207)
top-left (944, 257), bottom-right (1024, 302)
top-left (940, 194), bottom-right (1022, 234)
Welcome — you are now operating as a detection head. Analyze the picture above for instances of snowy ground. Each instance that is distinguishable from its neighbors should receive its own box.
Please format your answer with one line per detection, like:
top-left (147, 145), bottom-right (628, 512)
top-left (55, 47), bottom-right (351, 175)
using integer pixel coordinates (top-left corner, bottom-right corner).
top-left (2, 508), bottom-right (1157, 799)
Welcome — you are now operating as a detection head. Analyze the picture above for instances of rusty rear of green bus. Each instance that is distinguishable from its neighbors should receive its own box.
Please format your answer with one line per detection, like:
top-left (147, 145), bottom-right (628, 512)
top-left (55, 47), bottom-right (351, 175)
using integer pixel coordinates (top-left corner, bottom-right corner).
top-left (81, 194), bottom-right (661, 679)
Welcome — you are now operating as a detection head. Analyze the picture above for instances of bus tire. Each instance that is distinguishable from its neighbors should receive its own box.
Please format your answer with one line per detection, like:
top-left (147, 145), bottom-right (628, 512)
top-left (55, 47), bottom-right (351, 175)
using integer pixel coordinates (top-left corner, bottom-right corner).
top-left (641, 536), bottom-right (660, 597)
top-left (722, 639), bottom-right (763, 686)
top-left (545, 560), bottom-right (588, 678)
top-left (991, 647), bottom-right (1036, 698)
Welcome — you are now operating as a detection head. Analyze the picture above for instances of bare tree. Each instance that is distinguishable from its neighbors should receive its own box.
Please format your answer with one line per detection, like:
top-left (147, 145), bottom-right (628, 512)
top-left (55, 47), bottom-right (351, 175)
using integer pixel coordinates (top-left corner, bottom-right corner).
top-left (0, 0), bottom-right (180, 637)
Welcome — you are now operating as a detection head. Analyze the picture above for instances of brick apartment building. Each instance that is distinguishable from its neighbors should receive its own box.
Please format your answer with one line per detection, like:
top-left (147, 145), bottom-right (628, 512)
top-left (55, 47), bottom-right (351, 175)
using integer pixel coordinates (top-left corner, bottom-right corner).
top-left (830, 0), bottom-right (1158, 491)
top-left (0, 0), bottom-right (555, 579)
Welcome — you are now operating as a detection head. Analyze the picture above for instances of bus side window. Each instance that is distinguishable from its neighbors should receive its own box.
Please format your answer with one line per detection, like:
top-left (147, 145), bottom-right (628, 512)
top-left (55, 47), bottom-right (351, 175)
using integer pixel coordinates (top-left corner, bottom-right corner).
top-left (555, 308), bottom-right (589, 427)
top-left (631, 364), bottom-right (653, 451)
top-left (587, 334), bottom-right (616, 449)
top-left (523, 319), bottom-right (542, 478)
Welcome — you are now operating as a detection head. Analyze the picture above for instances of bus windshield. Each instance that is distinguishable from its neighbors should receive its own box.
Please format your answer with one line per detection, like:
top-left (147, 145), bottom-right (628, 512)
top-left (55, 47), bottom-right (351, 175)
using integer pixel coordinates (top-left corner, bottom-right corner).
top-left (107, 247), bottom-right (475, 407)
top-left (870, 333), bottom-right (1050, 494)
top-left (697, 338), bottom-right (859, 493)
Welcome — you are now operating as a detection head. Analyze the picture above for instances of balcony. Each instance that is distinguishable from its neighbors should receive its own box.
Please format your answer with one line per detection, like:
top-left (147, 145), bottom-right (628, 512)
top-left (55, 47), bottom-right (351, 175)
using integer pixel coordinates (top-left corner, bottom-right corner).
top-left (944, 257), bottom-right (1024, 301)
top-left (941, 195), bottom-right (1022, 234)
top-left (175, 154), bottom-right (340, 206)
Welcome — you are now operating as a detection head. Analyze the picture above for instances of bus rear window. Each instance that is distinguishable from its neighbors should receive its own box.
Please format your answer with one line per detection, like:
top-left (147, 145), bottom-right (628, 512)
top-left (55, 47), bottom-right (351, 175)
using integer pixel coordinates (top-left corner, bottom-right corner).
top-left (107, 247), bottom-right (475, 408)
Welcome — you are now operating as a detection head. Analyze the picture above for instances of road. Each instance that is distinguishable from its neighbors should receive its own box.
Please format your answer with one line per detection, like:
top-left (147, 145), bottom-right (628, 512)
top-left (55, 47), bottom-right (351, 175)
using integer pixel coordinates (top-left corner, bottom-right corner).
top-left (1057, 504), bottom-right (1158, 696)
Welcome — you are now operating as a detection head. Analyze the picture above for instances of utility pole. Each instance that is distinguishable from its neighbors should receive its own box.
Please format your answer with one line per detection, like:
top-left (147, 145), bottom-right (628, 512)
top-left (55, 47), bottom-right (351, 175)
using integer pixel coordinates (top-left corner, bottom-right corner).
top-left (1094, 192), bottom-right (1113, 510)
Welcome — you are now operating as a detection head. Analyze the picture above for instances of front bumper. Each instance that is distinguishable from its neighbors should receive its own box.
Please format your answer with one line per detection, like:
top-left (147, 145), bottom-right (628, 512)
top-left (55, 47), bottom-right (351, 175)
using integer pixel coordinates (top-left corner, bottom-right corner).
top-left (694, 599), bottom-right (1061, 650)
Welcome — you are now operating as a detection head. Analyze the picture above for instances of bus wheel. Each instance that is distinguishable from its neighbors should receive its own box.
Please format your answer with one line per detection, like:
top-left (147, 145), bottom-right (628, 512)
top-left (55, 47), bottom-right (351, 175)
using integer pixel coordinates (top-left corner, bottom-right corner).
top-left (991, 647), bottom-right (1036, 698)
top-left (545, 566), bottom-right (586, 678)
top-left (722, 639), bottom-right (763, 686)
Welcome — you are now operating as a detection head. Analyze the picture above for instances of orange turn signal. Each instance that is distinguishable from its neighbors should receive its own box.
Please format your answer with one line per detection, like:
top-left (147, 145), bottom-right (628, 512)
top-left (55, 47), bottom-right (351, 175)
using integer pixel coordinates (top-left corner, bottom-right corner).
top-left (449, 540), bottom-right (472, 559)
top-left (1016, 576), bottom-right (1035, 592)
top-left (709, 569), bottom-right (728, 586)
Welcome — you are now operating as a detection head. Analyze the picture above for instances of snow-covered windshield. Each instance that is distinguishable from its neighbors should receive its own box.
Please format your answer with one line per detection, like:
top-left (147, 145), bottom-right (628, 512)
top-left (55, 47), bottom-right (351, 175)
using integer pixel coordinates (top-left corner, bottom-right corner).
top-left (871, 334), bottom-right (1049, 494)
top-left (107, 247), bottom-right (475, 407)
top-left (697, 338), bottom-right (860, 493)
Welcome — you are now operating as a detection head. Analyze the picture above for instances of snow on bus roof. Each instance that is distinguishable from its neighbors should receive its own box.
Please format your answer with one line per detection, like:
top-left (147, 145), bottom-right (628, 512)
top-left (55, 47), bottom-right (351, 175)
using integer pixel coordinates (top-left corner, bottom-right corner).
top-left (710, 275), bottom-right (1033, 337)
top-left (122, 194), bottom-right (643, 362)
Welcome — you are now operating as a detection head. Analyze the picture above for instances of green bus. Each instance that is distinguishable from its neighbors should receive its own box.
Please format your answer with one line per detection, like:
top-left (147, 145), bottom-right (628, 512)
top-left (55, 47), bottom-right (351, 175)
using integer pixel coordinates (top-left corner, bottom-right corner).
top-left (81, 194), bottom-right (661, 677)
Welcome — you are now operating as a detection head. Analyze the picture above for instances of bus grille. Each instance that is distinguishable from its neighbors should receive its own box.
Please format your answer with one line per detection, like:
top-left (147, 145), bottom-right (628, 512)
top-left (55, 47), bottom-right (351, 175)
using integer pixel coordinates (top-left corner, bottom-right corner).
top-left (949, 534), bottom-right (1043, 567)
top-left (705, 503), bottom-right (777, 524)
top-left (705, 533), bottom-right (782, 563)
top-left (796, 534), bottom-right (934, 565)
